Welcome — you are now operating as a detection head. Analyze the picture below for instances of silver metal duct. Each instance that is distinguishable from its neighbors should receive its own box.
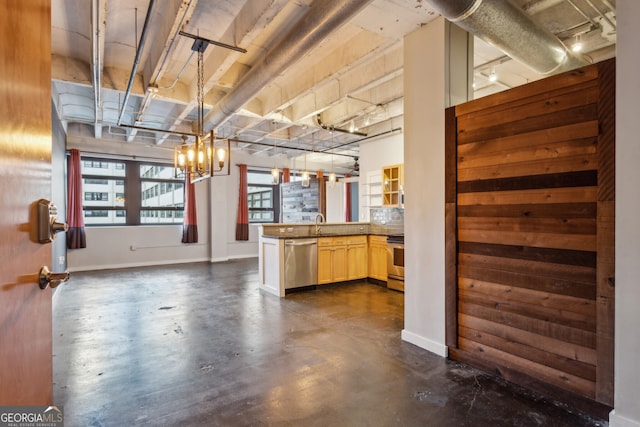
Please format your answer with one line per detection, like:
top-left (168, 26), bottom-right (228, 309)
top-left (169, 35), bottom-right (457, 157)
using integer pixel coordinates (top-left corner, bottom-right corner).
top-left (117, 0), bottom-right (156, 126)
top-left (204, 0), bottom-right (373, 130)
top-left (427, 0), bottom-right (588, 75)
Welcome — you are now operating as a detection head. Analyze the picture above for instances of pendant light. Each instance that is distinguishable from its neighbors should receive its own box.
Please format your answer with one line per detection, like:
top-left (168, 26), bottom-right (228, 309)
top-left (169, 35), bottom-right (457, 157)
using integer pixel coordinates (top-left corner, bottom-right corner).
top-left (328, 131), bottom-right (336, 186)
top-left (173, 33), bottom-right (230, 182)
top-left (301, 154), bottom-right (310, 187)
top-left (271, 140), bottom-right (280, 185)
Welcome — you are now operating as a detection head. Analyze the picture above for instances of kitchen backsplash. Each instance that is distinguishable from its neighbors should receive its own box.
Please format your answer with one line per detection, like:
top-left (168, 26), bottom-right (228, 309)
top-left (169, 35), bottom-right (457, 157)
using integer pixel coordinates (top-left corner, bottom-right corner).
top-left (369, 207), bottom-right (404, 235)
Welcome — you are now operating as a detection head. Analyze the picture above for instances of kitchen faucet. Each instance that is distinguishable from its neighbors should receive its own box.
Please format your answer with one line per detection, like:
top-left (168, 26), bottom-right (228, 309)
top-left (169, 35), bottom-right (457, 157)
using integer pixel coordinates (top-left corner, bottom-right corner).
top-left (315, 213), bottom-right (325, 234)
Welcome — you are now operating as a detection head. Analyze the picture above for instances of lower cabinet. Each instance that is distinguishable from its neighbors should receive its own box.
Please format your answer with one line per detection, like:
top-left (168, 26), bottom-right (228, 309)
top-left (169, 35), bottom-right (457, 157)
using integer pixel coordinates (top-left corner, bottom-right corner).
top-left (368, 235), bottom-right (387, 281)
top-left (318, 237), bottom-right (347, 284)
top-left (318, 236), bottom-right (367, 284)
top-left (347, 236), bottom-right (368, 280)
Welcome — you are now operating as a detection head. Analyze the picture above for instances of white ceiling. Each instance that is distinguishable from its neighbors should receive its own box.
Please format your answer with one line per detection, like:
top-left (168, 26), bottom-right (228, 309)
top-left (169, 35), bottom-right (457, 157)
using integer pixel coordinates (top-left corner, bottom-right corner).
top-left (51, 0), bottom-right (616, 174)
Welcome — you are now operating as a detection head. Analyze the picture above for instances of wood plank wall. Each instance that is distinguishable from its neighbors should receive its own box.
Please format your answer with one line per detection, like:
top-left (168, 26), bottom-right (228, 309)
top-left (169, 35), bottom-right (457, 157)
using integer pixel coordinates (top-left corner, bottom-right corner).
top-left (445, 59), bottom-right (615, 417)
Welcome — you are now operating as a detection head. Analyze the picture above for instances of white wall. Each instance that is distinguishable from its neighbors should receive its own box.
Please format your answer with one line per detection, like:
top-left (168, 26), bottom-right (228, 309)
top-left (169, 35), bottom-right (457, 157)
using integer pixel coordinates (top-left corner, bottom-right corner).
top-left (401, 17), bottom-right (448, 356)
top-left (325, 181), bottom-right (345, 222)
top-left (358, 132), bottom-right (404, 221)
top-left (68, 180), bottom-right (211, 271)
top-left (610, 2), bottom-right (640, 426)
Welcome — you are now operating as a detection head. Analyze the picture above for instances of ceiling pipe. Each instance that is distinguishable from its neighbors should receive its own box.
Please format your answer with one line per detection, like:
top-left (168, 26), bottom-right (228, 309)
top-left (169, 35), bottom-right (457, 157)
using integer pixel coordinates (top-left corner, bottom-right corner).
top-left (117, 0), bottom-right (157, 126)
top-left (203, 0), bottom-right (373, 130)
top-left (426, 0), bottom-right (589, 75)
top-left (91, 0), bottom-right (106, 138)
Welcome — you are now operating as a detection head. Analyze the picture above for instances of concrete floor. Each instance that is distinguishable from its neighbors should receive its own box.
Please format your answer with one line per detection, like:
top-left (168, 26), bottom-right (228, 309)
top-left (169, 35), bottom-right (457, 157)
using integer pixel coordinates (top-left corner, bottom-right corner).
top-left (53, 259), bottom-right (606, 426)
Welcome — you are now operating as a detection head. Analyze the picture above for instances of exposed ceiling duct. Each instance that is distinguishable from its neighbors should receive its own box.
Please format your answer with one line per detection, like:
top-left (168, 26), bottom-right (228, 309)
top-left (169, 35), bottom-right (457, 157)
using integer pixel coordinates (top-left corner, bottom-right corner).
top-left (203, 0), bottom-right (373, 131)
top-left (426, 0), bottom-right (589, 75)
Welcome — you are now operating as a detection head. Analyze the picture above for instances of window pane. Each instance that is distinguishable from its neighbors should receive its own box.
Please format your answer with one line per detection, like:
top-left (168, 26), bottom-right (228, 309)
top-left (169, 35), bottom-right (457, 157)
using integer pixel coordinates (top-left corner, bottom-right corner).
top-left (81, 160), bottom-right (126, 177)
top-left (83, 209), bottom-right (126, 225)
top-left (82, 179), bottom-right (125, 207)
top-left (141, 182), bottom-right (184, 208)
top-left (140, 164), bottom-right (177, 179)
top-left (140, 210), bottom-right (183, 224)
top-left (248, 171), bottom-right (274, 185)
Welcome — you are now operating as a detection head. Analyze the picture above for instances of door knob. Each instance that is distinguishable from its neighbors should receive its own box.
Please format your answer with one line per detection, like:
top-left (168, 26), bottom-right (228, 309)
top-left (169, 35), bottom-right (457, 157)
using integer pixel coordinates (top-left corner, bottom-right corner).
top-left (39, 266), bottom-right (70, 289)
top-left (37, 199), bottom-right (68, 243)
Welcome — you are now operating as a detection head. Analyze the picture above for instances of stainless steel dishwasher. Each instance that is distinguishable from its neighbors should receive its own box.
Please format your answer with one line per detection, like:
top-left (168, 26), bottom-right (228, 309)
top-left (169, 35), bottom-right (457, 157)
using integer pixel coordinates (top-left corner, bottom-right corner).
top-left (283, 238), bottom-right (318, 289)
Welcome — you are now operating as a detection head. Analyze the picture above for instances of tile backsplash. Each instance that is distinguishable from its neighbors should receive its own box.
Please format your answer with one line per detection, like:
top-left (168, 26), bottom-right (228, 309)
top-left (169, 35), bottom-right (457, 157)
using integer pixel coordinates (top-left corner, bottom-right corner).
top-left (369, 207), bottom-right (404, 235)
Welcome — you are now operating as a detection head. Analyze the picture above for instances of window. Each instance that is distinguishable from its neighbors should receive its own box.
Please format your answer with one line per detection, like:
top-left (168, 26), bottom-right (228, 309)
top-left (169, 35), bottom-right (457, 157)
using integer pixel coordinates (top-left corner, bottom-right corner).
top-left (247, 170), bottom-right (279, 223)
top-left (81, 157), bottom-right (184, 226)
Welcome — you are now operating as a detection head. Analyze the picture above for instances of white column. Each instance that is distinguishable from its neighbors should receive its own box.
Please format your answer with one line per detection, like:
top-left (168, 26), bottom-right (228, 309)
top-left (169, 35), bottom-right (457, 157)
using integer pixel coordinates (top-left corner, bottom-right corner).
top-left (402, 17), bottom-right (471, 356)
top-left (611, 1), bottom-right (640, 426)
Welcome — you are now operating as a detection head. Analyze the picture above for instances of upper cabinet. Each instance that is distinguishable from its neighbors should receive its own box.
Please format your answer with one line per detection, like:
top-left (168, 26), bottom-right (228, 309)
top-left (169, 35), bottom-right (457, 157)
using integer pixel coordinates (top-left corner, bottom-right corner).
top-left (382, 164), bottom-right (404, 207)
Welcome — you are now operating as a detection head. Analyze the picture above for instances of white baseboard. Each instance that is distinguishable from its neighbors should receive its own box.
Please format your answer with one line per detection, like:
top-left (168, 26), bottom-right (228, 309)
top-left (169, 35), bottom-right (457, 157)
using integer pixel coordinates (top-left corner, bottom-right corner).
top-left (68, 257), bottom-right (210, 273)
top-left (209, 255), bottom-right (257, 263)
top-left (610, 410), bottom-right (640, 427)
top-left (401, 329), bottom-right (449, 358)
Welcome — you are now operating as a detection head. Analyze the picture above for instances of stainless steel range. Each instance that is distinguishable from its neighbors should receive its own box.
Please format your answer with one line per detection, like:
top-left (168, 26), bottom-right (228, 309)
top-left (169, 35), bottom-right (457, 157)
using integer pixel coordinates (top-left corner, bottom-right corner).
top-left (386, 235), bottom-right (404, 292)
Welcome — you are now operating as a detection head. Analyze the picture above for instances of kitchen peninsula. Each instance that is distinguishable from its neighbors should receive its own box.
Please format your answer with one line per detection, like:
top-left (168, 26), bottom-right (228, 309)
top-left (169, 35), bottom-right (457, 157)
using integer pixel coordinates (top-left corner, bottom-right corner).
top-left (258, 222), bottom-right (397, 297)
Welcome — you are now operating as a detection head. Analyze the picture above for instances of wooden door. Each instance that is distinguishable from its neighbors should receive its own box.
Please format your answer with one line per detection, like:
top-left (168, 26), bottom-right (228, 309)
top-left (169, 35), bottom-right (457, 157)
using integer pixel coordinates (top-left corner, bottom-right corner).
top-left (0, 1), bottom-right (53, 405)
top-left (445, 59), bottom-right (615, 417)
top-left (347, 244), bottom-right (367, 280)
top-left (317, 245), bottom-right (334, 284)
top-left (332, 245), bottom-right (348, 282)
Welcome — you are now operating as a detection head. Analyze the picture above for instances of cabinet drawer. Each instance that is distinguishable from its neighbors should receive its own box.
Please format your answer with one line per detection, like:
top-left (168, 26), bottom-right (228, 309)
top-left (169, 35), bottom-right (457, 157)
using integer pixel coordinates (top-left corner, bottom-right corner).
top-left (347, 235), bottom-right (367, 245)
top-left (368, 235), bottom-right (387, 246)
top-left (318, 237), bottom-right (347, 246)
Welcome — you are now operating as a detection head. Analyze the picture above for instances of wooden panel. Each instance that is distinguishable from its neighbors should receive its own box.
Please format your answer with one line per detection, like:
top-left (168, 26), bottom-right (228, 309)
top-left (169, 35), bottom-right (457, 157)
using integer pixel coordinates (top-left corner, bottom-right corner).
top-left (458, 253), bottom-right (596, 287)
top-left (459, 326), bottom-right (596, 381)
top-left (445, 107), bottom-right (457, 204)
top-left (458, 229), bottom-right (595, 251)
top-left (458, 187), bottom-right (597, 206)
top-left (458, 170), bottom-right (597, 194)
top-left (455, 65), bottom-right (598, 117)
top-left (458, 153), bottom-right (598, 182)
top-left (459, 301), bottom-right (596, 348)
top-left (458, 277), bottom-right (595, 316)
top-left (459, 314), bottom-right (597, 365)
top-left (457, 337), bottom-right (595, 398)
top-left (457, 121), bottom-right (599, 157)
top-left (458, 202), bottom-right (597, 219)
top-left (596, 202), bottom-right (615, 404)
top-left (459, 288), bottom-right (595, 332)
top-left (458, 216), bottom-right (596, 235)
top-left (445, 202), bottom-right (457, 348)
top-left (595, 57), bottom-right (615, 406)
top-left (0, 0), bottom-right (53, 405)
top-left (458, 83), bottom-right (598, 134)
top-left (458, 138), bottom-right (597, 171)
top-left (459, 264), bottom-right (595, 299)
top-left (457, 104), bottom-right (598, 145)
top-left (449, 60), bottom-right (614, 411)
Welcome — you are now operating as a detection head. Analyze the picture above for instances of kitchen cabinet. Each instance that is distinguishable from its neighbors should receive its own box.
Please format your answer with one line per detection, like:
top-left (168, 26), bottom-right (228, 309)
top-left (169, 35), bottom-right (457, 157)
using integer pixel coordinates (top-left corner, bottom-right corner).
top-left (382, 164), bottom-right (404, 206)
top-left (317, 237), bottom-right (347, 284)
top-left (346, 236), bottom-right (368, 280)
top-left (368, 235), bottom-right (387, 281)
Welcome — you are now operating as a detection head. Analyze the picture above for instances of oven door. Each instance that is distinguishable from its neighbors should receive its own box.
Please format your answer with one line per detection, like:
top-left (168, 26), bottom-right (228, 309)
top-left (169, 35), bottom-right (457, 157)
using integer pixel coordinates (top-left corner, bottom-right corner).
top-left (386, 242), bottom-right (404, 291)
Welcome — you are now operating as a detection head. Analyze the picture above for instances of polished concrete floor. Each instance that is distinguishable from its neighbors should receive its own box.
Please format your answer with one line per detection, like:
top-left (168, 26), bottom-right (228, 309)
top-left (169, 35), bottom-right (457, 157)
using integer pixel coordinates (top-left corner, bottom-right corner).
top-left (53, 259), bottom-right (606, 426)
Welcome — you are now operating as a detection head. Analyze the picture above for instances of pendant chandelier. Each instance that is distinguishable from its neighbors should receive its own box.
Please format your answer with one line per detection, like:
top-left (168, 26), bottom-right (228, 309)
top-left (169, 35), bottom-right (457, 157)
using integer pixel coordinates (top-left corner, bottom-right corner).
top-left (174, 33), bottom-right (231, 183)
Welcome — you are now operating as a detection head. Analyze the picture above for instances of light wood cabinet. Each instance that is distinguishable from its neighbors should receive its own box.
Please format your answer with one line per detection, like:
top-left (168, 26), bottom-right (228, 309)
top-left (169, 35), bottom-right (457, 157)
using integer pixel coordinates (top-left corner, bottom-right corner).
top-left (347, 236), bottom-right (368, 280)
top-left (368, 235), bottom-right (388, 281)
top-left (317, 237), bottom-right (347, 284)
top-left (318, 236), bottom-right (367, 284)
top-left (382, 164), bottom-right (404, 206)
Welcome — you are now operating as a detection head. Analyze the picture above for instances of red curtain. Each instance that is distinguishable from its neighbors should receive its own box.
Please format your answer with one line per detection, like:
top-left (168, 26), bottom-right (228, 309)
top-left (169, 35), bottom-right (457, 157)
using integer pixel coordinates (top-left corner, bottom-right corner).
top-left (344, 173), bottom-right (352, 222)
top-left (66, 149), bottom-right (86, 249)
top-left (181, 175), bottom-right (198, 243)
top-left (235, 164), bottom-right (249, 241)
top-left (282, 167), bottom-right (290, 183)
